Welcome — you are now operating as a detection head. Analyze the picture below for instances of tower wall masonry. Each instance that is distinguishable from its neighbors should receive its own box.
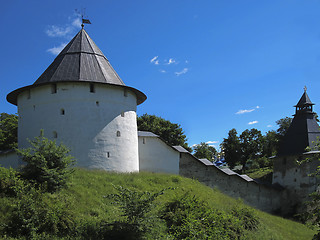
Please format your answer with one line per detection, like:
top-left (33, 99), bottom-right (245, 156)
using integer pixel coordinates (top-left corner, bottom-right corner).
top-left (17, 82), bottom-right (139, 172)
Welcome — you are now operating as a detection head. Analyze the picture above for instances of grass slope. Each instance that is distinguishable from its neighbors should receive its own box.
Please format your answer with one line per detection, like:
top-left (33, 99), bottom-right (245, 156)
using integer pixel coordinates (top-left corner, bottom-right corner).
top-left (0, 168), bottom-right (316, 239)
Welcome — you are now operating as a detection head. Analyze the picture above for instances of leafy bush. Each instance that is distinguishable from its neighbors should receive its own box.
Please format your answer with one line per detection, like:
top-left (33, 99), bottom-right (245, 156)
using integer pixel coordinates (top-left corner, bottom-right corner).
top-left (104, 185), bottom-right (171, 239)
top-left (16, 131), bottom-right (75, 193)
top-left (161, 193), bottom-right (249, 240)
top-left (231, 207), bottom-right (260, 230)
top-left (3, 181), bottom-right (76, 239)
top-left (0, 167), bottom-right (24, 197)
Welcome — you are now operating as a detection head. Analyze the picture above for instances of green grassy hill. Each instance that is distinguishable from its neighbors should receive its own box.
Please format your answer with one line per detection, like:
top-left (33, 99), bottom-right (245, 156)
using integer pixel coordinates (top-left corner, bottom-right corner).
top-left (0, 168), bottom-right (316, 239)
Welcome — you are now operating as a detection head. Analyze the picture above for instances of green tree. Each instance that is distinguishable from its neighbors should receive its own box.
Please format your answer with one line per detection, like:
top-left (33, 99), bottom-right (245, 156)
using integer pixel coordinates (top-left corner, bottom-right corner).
top-left (193, 142), bottom-right (217, 161)
top-left (137, 114), bottom-right (191, 152)
top-left (239, 128), bottom-right (263, 172)
top-left (0, 113), bottom-right (18, 151)
top-left (276, 117), bottom-right (292, 138)
top-left (262, 130), bottom-right (278, 157)
top-left (16, 131), bottom-right (75, 193)
top-left (221, 128), bottom-right (241, 169)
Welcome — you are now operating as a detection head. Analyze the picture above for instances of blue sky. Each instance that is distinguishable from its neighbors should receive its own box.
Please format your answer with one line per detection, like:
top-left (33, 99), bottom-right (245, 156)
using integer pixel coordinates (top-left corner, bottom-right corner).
top-left (2, 0), bottom-right (320, 150)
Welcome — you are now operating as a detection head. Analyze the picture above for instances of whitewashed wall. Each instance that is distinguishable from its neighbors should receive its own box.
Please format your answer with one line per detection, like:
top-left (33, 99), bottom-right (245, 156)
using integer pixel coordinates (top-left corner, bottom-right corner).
top-left (17, 82), bottom-right (139, 172)
top-left (138, 134), bottom-right (179, 174)
top-left (0, 151), bottom-right (19, 169)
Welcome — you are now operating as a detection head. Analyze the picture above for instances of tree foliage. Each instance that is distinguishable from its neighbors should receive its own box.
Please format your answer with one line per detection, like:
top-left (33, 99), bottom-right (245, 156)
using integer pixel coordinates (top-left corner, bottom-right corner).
top-left (222, 117), bottom-right (292, 171)
top-left (16, 131), bottom-right (75, 193)
top-left (221, 128), bottom-right (241, 169)
top-left (193, 142), bottom-right (217, 161)
top-left (0, 113), bottom-right (18, 151)
top-left (239, 128), bottom-right (263, 170)
top-left (137, 114), bottom-right (191, 152)
top-left (262, 130), bottom-right (278, 157)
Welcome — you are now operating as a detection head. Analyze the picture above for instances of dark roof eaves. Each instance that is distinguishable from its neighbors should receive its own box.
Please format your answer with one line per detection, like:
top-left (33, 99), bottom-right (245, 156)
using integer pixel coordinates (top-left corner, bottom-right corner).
top-left (7, 81), bottom-right (147, 105)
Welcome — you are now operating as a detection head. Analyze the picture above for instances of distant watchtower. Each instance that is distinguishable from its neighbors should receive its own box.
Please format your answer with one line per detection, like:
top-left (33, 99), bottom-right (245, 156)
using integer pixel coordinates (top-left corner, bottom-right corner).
top-left (273, 88), bottom-right (320, 213)
top-left (7, 28), bottom-right (147, 172)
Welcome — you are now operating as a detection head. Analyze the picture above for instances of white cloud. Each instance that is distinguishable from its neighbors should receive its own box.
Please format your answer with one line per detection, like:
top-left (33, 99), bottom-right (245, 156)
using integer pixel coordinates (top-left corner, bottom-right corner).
top-left (72, 17), bottom-right (82, 28)
top-left (159, 69), bottom-right (166, 73)
top-left (206, 141), bottom-right (218, 144)
top-left (167, 58), bottom-right (176, 64)
top-left (236, 106), bottom-right (260, 115)
top-left (236, 109), bottom-right (255, 114)
top-left (46, 15), bottom-right (81, 38)
top-left (248, 121), bottom-right (258, 125)
top-left (150, 56), bottom-right (159, 65)
top-left (47, 42), bottom-right (67, 55)
top-left (46, 25), bottom-right (73, 37)
top-left (267, 125), bottom-right (273, 128)
top-left (175, 68), bottom-right (188, 76)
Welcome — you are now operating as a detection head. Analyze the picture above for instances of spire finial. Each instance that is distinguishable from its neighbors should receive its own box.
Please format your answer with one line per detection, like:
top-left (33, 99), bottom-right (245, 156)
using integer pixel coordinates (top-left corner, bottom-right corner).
top-left (304, 86), bottom-right (307, 93)
top-left (75, 8), bottom-right (91, 29)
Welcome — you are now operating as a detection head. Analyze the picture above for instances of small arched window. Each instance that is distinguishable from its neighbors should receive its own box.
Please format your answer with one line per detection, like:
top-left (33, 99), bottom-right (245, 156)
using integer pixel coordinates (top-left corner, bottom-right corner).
top-left (121, 112), bottom-right (125, 117)
top-left (51, 84), bottom-right (57, 94)
top-left (53, 131), bottom-right (58, 138)
top-left (116, 131), bottom-right (121, 137)
top-left (60, 109), bottom-right (65, 115)
top-left (90, 83), bottom-right (95, 93)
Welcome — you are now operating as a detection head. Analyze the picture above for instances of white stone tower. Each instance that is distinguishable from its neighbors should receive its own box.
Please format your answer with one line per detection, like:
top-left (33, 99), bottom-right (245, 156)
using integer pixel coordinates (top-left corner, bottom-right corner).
top-left (7, 28), bottom-right (146, 172)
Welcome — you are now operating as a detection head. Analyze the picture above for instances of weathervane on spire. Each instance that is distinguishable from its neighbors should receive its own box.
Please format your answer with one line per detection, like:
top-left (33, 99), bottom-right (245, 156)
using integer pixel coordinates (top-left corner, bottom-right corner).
top-left (75, 8), bottom-right (91, 28)
top-left (304, 86), bottom-right (307, 93)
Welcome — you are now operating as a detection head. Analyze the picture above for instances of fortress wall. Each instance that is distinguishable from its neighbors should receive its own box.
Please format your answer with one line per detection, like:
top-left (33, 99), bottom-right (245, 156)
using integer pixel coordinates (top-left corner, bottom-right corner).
top-left (179, 152), bottom-right (282, 213)
top-left (0, 150), bottom-right (19, 169)
top-left (273, 154), bottom-right (320, 214)
top-left (138, 136), bottom-right (180, 174)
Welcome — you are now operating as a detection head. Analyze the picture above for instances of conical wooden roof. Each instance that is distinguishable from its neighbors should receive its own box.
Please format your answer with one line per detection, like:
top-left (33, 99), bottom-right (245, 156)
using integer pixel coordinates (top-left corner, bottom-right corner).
top-left (34, 28), bottom-right (125, 85)
top-left (7, 28), bottom-right (146, 105)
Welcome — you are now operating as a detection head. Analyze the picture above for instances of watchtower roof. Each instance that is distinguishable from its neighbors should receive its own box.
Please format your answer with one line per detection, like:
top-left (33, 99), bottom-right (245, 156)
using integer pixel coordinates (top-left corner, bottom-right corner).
top-left (294, 91), bottom-right (314, 107)
top-left (278, 90), bottom-right (320, 156)
top-left (7, 28), bottom-right (146, 105)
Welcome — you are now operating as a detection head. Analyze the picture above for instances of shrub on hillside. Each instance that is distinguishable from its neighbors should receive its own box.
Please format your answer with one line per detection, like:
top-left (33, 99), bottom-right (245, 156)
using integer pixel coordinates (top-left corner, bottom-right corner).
top-left (231, 206), bottom-right (260, 230)
top-left (2, 177), bottom-right (76, 239)
top-left (161, 193), bottom-right (259, 240)
top-left (16, 131), bottom-right (75, 193)
top-left (103, 185), bottom-right (171, 239)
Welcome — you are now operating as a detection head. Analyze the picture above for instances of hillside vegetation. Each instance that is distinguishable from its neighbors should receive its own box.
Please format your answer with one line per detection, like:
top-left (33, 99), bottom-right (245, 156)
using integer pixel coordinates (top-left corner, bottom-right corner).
top-left (0, 168), bottom-right (315, 239)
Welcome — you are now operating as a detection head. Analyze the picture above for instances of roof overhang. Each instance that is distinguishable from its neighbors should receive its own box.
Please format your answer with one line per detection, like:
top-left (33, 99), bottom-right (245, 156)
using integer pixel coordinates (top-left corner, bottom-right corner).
top-left (7, 81), bottom-right (147, 106)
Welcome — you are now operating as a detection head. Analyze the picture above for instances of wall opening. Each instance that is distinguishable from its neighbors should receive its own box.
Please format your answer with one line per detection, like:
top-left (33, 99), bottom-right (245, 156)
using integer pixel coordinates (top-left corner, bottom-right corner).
top-left (27, 89), bottom-right (31, 99)
top-left (51, 84), bottom-right (57, 94)
top-left (33, 105), bottom-right (36, 111)
top-left (90, 83), bottom-right (95, 93)
top-left (53, 131), bottom-right (58, 138)
top-left (121, 112), bottom-right (125, 117)
top-left (96, 101), bottom-right (99, 106)
top-left (116, 131), bottom-right (121, 137)
top-left (107, 152), bottom-right (110, 158)
top-left (283, 158), bottom-right (287, 165)
top-left (124, 89), bottom-right (128, 97)
top-left (60, 109), bottom-right (65, 115)
top-left (143, 138), bottom-right (146, 144)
